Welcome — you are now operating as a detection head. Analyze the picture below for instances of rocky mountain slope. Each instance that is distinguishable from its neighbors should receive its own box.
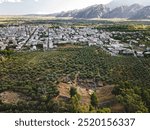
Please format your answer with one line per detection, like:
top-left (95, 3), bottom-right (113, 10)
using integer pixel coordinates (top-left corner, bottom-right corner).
top-left (130, 6), bottom-right (150, 19)
top-left (103, 4), bottom-right (143, 18)
top-left (56, 4), bottom-right (110, 18)
top-left (107, 0), bottom-right (150, 9)
top-left (53, 3), bottom-right (150, 19)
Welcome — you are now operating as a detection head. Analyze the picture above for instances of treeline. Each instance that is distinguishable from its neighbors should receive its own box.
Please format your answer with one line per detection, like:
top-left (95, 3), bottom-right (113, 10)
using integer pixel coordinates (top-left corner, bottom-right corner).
top-left (96, 24), bottom-right (150, 31)
top-left (113, 82), bottom-right (150, 112)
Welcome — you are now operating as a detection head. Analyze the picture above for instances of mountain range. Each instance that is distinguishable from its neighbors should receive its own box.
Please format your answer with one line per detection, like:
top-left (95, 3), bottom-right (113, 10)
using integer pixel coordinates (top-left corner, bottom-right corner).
top-left (107, 0), bottom-right (150, 9)
top-left (55, 4), bottom-right (110, 19)
top-left (103, 4), bottom-right (143, 18)
top-left (52, 1), bottom-right (150, 19)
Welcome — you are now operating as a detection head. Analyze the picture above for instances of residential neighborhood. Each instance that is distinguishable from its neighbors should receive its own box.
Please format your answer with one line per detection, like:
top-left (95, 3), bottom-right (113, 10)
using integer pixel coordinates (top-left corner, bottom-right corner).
top-left (0, 25), bottom-right (150, 57)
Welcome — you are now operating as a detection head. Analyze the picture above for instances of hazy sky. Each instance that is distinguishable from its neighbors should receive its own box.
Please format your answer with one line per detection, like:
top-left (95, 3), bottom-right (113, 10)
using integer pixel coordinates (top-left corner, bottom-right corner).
top-left (0, 0), bottom-right (112, 15)
top-left (0, 0), bottom-right (149, 15)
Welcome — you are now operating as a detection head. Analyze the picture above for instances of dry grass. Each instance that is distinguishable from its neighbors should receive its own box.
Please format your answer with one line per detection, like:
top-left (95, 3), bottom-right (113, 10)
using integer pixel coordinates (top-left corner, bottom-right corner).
top-left (0, 91), bottom-right (21, 104)
top-left (58, 80), bottom-right (124, 112)
top-left (58, 82), bottom-right (93, 105)
top-left (77, 87), bottom-right (92, 105)
top-left (96, 85), bottom-right (115, 102)
top-left (58, 82), bottom-right (71, 99)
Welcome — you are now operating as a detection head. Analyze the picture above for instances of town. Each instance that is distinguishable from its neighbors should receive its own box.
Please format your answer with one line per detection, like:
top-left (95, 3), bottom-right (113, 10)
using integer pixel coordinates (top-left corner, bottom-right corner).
top-left (0, 25), bottom-right (150, 57)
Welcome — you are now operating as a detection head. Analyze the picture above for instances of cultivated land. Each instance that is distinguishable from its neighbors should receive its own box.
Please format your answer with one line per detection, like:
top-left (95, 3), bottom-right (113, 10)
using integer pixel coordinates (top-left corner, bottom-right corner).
top-left (0, 16), bottom-right (150, 113)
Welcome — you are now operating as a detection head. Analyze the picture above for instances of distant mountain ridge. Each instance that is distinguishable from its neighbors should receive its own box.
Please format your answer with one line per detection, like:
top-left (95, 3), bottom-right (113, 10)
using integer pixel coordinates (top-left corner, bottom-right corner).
top-left (130, 6), bottom-right (150, 19)
top-left (55, 4), bottom-right (110, 19)
top-left (107, 0), bottom-right (150, 9)
top-left (52, 3), bottom-right (150, 19)
top-left (103, 4), bottom-right (143, 18)
top-left (74, 4), bottom-right (110, 18)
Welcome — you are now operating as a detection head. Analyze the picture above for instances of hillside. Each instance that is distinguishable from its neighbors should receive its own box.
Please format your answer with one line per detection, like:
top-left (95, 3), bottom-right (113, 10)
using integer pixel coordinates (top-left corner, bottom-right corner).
top-left (0, 45), bottom-right (150, 112)
top-left (103, 4), bottom-right (142, 18)
top-left (130, 6), bottom-right (150, 19)
top-left (53, 3), bottom-right (150, 19)
top-left (107, 0), bottom-right (150, 9)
